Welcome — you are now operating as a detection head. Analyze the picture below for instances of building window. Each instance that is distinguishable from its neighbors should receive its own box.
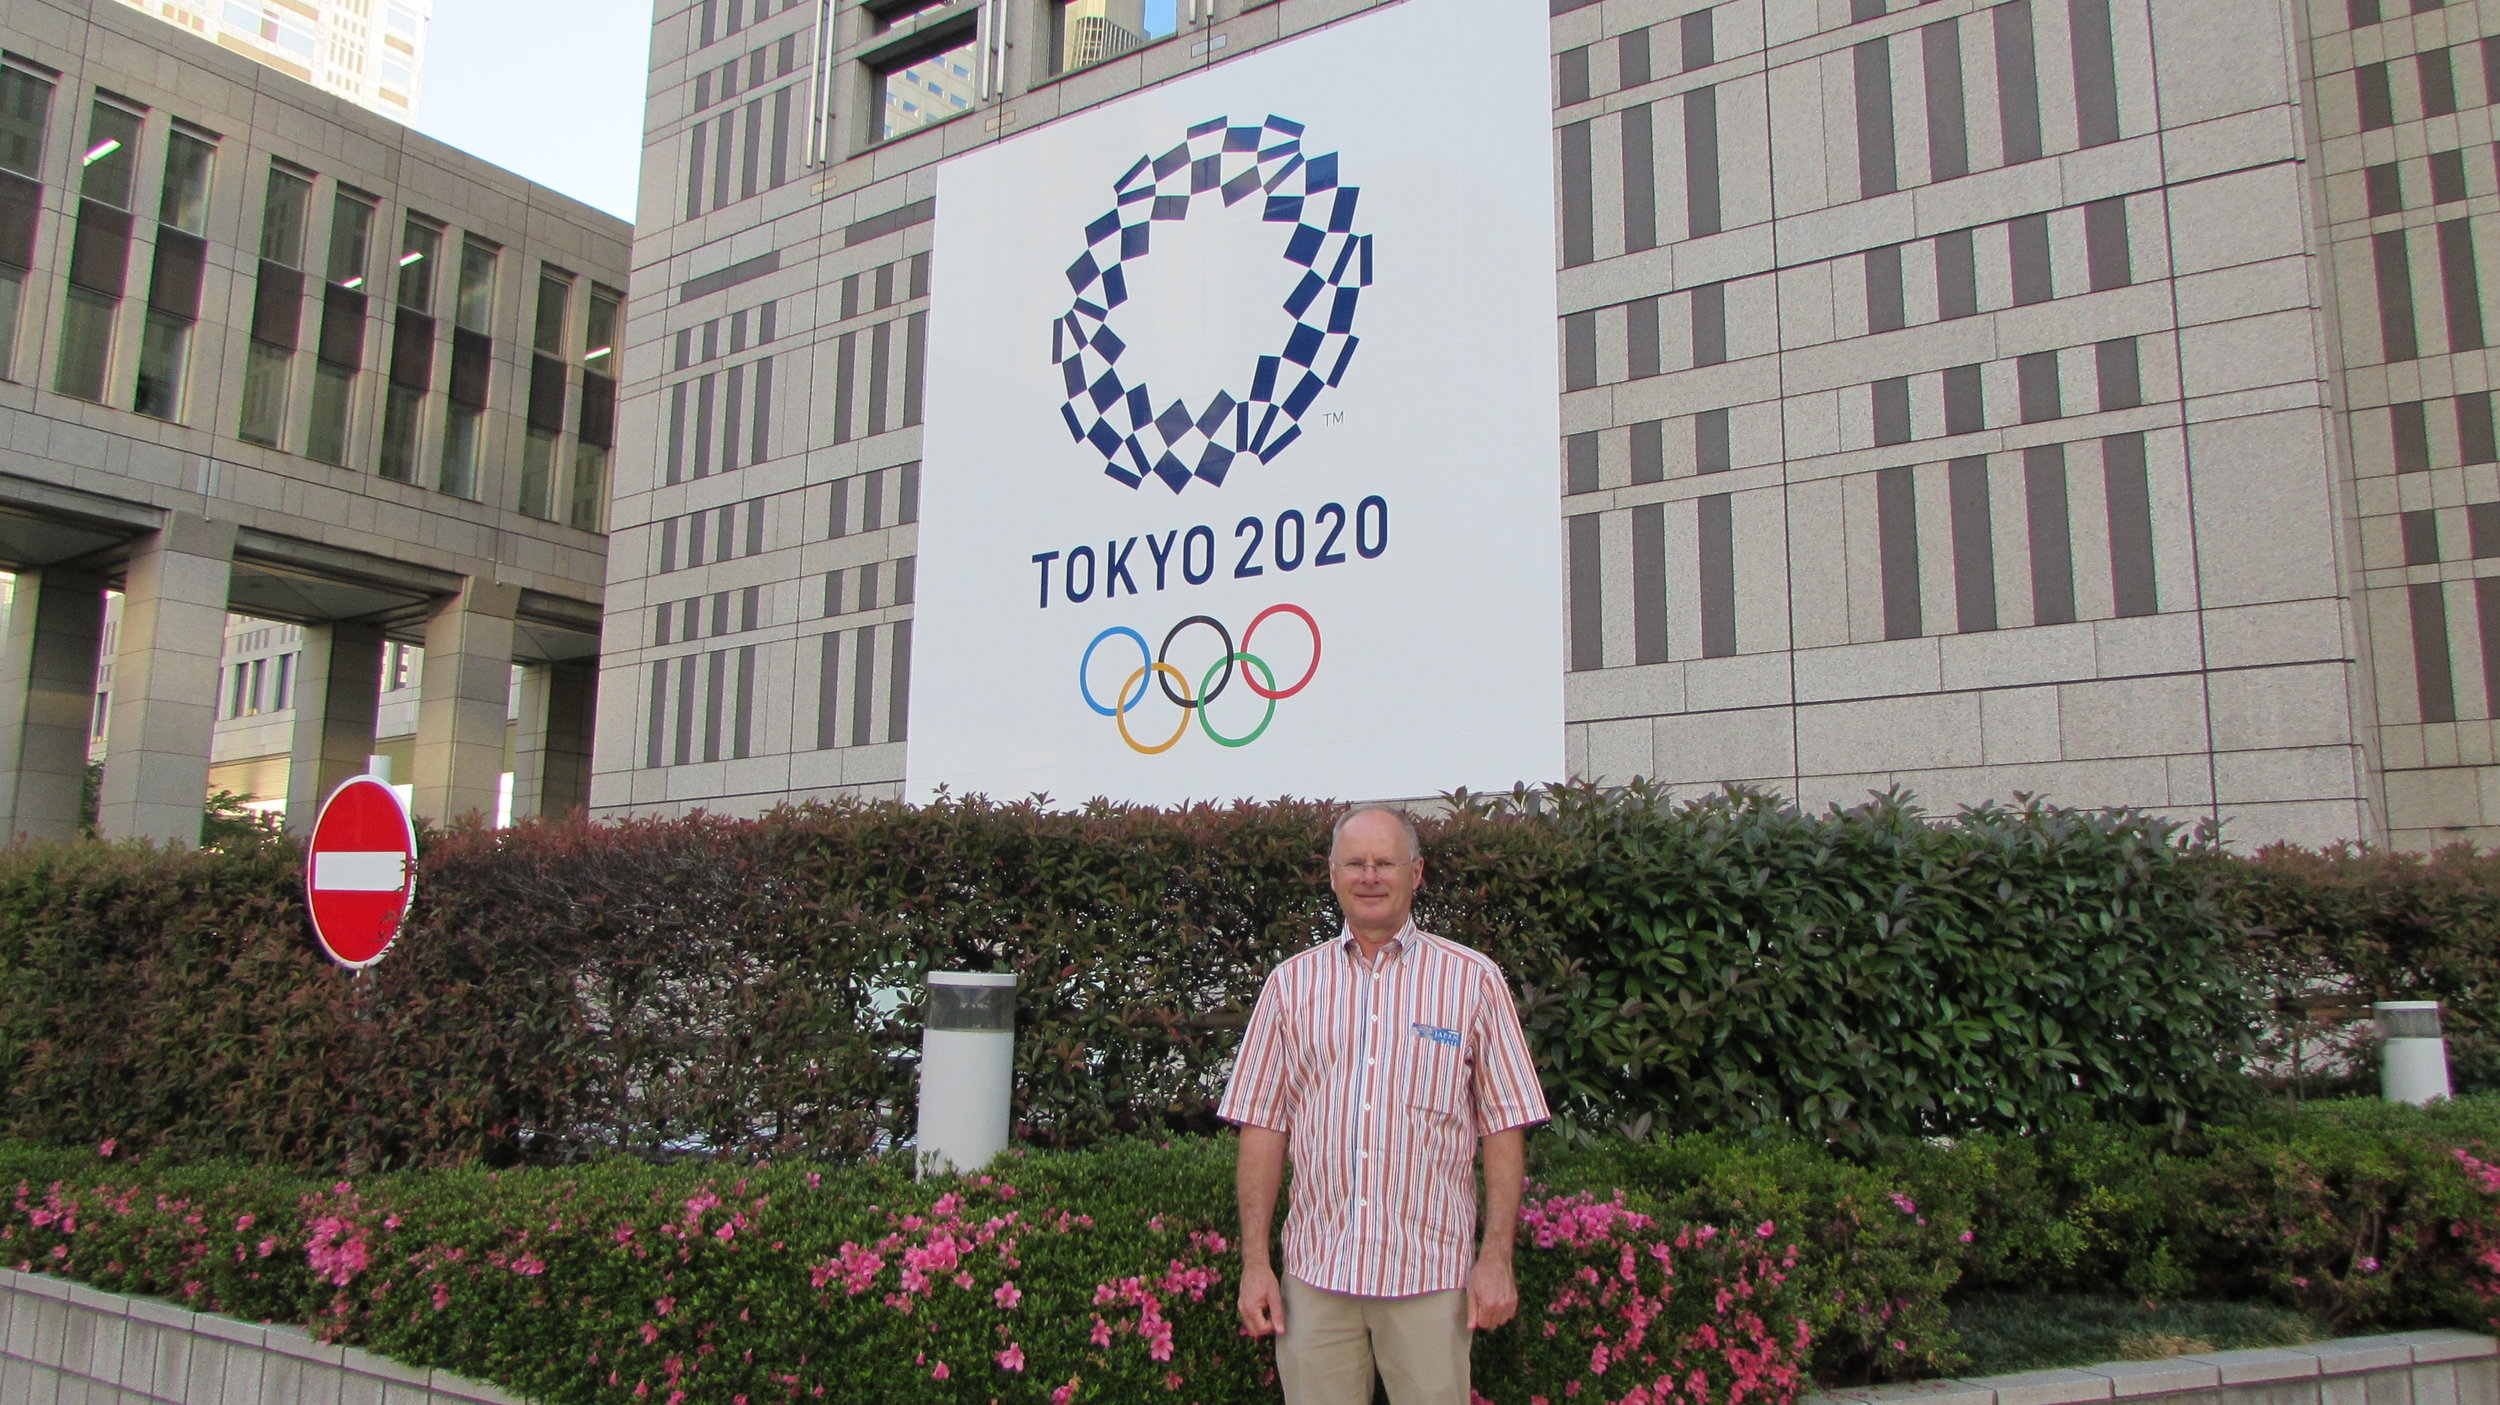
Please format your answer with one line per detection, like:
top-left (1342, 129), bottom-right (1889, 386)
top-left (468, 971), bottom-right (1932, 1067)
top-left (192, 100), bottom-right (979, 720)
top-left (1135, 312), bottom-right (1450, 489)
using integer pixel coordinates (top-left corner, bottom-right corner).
top-left (378, 214), bottom-right (441, 482)
top-left (157, 127), bottom-right (212, 236)
top-left (0, 61), bottom-right (56, 383)
top-left (239, 164), bottom-right (312, 445)
top-left (53, 98), bottom-right (145, 402)
top-left (877, 23), bottom-right (981, 141)
top-left (135, 128), bottom-right (216, 421)
top-left (1049, 0), bottom-right (1171, 75)
top-left (306, 189), bottom-right (376, 465)
top-left (572, 283), bottom-right (621, 531)
top-left (518, 266), bottom-right (571, 518)
top-left (440, 235), bottom-right (497, 499)
top-left (132, 311), bottom-right (189, 419)
top-left (75, 99), bottom-right (140, 209)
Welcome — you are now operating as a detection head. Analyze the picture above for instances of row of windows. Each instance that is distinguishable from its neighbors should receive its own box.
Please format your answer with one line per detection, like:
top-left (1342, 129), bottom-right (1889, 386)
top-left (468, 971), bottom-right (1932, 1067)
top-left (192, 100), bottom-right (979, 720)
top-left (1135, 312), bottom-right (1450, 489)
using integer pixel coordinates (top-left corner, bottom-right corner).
top-left (1561, 432), bottom-right (2159, 671)
top-left (2351, 38), bottom-right (2500, 130)
top-left (0, 56), bottom-right (622, 531)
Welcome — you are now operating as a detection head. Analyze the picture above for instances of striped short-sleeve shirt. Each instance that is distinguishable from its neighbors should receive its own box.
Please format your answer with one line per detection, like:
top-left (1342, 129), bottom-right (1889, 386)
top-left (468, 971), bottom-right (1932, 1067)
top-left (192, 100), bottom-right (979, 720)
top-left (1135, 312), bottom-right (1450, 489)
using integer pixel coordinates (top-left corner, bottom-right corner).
top-left (1217, 921), bottom-right (1549, 1298)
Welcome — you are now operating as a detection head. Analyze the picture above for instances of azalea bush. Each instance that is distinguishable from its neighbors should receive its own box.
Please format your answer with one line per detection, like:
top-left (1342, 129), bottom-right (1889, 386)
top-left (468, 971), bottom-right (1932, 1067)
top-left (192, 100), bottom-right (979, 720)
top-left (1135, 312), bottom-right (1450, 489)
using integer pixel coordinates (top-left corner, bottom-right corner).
top-left (0, 1136), bottom-right (1866, 1405)
top-left (13, 1103), bottom-right (2500, 1403)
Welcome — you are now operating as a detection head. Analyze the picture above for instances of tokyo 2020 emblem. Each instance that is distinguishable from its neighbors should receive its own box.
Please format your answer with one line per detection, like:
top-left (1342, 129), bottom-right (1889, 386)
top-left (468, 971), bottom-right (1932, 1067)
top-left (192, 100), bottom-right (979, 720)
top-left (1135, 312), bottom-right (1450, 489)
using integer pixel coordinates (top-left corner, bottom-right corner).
top-left (1052, 115), bottom-right (1372, 494)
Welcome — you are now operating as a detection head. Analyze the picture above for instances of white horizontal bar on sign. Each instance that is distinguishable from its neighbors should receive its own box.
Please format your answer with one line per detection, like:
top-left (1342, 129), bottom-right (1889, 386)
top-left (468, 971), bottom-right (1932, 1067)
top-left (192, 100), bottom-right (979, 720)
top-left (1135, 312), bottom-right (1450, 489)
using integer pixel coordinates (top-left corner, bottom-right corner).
top-left (313, 851), bottom-right (408, 892)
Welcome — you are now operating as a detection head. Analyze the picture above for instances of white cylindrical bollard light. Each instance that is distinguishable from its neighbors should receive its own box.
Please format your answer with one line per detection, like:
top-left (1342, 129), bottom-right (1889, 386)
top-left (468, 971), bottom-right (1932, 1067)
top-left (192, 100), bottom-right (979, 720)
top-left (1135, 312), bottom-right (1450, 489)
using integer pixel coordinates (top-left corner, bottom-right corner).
top-left (917, 971), bottom-right (1017, 1178)
top-left (2377, 1000), bottom-right (2453, 1105)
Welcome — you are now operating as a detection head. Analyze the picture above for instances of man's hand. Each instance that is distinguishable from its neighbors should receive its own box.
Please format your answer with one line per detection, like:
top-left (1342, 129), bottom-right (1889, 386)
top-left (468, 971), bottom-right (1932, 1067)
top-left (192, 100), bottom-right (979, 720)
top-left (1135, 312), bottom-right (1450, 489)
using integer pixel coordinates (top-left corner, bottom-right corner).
top-left (1466, 1252), bottom-right (1518, 1329)
top-left (1239, 1261), bottom-right (1287, 1337)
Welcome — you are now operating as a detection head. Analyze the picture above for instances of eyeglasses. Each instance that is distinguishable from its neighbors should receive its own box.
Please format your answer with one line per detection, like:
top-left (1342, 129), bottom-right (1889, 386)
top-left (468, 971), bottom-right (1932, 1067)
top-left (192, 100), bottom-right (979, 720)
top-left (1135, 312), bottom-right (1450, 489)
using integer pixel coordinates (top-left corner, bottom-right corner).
top-left (1332, 859), bottom-right (1415, 877)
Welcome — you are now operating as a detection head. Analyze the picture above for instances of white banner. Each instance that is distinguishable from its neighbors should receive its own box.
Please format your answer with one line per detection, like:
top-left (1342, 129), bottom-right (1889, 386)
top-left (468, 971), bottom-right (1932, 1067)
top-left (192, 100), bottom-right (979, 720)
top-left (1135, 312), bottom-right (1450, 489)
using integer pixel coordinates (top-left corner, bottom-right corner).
top-left (907, 0), bottom-right (1564, 806)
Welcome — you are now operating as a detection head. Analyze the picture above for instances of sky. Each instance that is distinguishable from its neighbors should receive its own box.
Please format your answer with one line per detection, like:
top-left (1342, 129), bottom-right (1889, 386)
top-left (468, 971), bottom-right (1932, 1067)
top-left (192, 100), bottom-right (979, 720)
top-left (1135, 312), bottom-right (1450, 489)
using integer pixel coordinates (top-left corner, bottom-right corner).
top-left (412, 0), bottom-right (652, 224)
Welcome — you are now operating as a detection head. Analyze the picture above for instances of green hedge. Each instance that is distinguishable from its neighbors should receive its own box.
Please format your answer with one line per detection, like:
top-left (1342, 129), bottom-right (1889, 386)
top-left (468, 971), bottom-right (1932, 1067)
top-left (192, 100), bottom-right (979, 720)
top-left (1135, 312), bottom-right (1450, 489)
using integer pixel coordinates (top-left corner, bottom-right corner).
top-left (10, 1099), bottom-right (2500, 1404)
top-left (0, 787), bottom-right (2257, 1171)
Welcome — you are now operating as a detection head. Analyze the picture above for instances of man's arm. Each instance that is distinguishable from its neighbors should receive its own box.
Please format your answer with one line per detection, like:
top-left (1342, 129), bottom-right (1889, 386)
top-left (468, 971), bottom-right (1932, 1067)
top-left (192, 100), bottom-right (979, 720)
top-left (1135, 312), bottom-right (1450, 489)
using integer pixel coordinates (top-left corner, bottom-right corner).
top-left (1467, 1125), bottom-right (1526, 1330)
top-left (1236, 1124), bottom-right (1288, 1337)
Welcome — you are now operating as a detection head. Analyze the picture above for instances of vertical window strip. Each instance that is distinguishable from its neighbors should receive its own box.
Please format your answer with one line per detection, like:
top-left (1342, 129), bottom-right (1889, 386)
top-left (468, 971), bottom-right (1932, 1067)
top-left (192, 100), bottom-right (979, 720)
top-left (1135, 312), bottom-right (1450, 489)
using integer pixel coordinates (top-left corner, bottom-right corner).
top-left (2068, 0), bottom-right (2120, 147)
top-left (2024, 444), bottom-right (2077, 625)
top-left (816, 631), bottom-right (843, 749)
top-left (2412, 580), bottom-right (2460, 723)
top-left (2375, 229), bottom-right (2422, 362)
top-left (2103, 432), bottom-right (2157, 617)
top-left (887, 620), bottom-right (913, 744)
top-left (645, 659), bottom-right (670, 769)
top-left (1949, 455), bottom-right (1998, 632)
top-left (1560, 121), bottom-right (1595, 267)
top-left (1995, 0), bottom-right (2044, 164)
top-left (1923, 18), bottom-right (1969, 182)
top-left (1567, 513), bottom-right (1604, 670)
top-left (2476, 577), bottom-right (2500, 717)
top-left (1698, 492), bottom-right (1736, 658)
top-left (1684, 87), bottom-right (1721, 238)
top-left (1631, 502), bottom-right (1669, 664)
top-left (1621, 104), bottom-right (1657, 254)
top-left (2437, 218), bottom-right (2485, 352)
top-left (850, 627), bottom-right (878, 746)
top-left (1854, 38), bottom-right (1898, 198)
top-left (1877, 465), bottom-right (1923, 639)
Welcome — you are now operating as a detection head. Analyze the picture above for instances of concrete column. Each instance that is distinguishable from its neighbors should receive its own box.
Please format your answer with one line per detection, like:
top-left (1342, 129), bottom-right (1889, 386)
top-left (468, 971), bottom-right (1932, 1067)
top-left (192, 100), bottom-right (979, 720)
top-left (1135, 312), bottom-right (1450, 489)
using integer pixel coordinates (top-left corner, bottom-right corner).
top-left (511, 660), bottom-right (595, 820)
top-left (411, 578), bottom-right (518, 826)
top-left (0, 567), bottom-right (107, 843)
top-left (97, 514), bottom-right (236, 846)
top-left (283, 620), bottom-right (385, 830)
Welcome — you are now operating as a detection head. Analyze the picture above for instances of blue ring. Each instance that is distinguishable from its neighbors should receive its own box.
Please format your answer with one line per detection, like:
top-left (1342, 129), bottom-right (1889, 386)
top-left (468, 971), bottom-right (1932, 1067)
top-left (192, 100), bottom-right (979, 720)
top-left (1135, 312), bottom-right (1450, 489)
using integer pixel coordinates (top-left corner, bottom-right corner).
top-left (1078, 627), bottom-right (1153, 717)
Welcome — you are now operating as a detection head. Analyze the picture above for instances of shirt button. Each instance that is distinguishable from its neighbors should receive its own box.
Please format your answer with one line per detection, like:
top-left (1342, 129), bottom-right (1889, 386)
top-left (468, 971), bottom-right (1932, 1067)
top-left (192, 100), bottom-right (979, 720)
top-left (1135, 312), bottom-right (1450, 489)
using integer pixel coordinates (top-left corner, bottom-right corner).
top-left (1363, 1102), bottom-right (1372, 1111)
top-left (1358, 1198), bottom-right (1368, 1207)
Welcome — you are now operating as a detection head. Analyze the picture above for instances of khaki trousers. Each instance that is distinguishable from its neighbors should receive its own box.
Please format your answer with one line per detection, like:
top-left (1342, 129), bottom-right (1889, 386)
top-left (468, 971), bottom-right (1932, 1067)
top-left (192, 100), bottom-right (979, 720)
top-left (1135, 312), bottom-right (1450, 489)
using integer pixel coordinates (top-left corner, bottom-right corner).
top-left (1277, 1274), bottom-right (1470, 1405)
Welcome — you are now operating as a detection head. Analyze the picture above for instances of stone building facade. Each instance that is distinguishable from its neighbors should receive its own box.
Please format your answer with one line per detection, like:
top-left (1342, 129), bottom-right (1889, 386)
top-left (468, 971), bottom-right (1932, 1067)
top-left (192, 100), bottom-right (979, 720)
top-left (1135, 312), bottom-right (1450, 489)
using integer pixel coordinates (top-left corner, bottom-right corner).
top-left (0, 0), bottom-right (626, 844)
top-left (598, 0), bottom-right (2500, 850)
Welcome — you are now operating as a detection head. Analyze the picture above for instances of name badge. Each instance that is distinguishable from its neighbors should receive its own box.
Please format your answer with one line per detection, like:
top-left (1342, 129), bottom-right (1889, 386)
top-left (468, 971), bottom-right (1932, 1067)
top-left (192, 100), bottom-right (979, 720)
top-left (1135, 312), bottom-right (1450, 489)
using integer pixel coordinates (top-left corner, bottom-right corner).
top-left (1411, 1022), bottom-right (1461, 1047)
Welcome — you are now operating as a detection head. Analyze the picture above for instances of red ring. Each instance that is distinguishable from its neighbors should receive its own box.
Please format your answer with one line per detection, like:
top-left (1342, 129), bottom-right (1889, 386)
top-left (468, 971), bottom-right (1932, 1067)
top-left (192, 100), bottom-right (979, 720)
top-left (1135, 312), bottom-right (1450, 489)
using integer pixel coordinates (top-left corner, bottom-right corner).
top-left (1240, 603), bottom-right (1321, 699)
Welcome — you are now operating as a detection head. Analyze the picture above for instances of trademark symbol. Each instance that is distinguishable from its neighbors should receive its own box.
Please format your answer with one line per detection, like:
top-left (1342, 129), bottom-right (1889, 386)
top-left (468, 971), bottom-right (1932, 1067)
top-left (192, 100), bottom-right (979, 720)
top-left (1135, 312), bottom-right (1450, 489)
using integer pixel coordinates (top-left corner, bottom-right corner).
top-left (1324, 411), bottom-right (1346, 426)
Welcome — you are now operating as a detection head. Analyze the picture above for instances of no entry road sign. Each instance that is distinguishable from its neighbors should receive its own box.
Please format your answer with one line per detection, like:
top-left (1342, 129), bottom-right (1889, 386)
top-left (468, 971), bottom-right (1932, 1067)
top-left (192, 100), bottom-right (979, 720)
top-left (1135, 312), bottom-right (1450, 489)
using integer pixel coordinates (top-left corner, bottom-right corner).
top-left (304, 775), bottom-right (417, 969)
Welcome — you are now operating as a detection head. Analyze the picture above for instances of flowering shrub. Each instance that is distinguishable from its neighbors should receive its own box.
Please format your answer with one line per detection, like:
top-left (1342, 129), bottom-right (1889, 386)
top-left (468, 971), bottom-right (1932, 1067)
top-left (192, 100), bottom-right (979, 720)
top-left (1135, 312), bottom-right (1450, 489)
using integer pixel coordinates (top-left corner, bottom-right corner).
top-left (13, 1101), bottom-right (2500, 1403)
top-left (1475, 1192), bottom-right (1810, 1405)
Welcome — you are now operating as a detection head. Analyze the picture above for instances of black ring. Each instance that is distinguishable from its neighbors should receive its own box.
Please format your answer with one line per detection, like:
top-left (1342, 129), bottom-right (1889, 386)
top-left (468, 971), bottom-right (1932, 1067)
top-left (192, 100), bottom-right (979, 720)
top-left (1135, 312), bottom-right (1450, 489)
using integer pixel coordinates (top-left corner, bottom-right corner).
top-left (1157, 615), bottom-right (1235, 709)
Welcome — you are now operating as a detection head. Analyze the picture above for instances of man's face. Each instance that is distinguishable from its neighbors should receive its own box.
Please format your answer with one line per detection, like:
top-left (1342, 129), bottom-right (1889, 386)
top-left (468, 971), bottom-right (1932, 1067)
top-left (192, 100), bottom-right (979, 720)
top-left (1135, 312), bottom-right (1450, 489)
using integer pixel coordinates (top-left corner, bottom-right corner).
top-left (1330, 810), bottom-right (1422, 934)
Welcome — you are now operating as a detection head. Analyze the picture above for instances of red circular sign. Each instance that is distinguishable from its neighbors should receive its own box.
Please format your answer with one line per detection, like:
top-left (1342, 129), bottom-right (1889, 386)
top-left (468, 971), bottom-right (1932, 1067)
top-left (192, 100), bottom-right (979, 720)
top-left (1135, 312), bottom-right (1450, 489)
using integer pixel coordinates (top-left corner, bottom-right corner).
top-left (304, 776), bottom-right (418, 969)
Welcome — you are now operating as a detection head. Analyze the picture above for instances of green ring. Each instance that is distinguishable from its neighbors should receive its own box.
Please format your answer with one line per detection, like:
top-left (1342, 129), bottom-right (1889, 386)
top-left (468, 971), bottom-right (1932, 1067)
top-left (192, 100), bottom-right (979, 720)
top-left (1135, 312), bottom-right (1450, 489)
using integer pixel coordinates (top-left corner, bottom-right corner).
top-left (1197, 652), bottom-right (1278, 748)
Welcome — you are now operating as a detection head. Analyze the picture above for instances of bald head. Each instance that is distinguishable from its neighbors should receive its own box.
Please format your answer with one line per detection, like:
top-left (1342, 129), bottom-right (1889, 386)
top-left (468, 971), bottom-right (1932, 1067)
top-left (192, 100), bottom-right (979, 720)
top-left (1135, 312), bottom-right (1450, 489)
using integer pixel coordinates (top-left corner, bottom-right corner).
top-left (1329, 804), bottom-right (1419, 864)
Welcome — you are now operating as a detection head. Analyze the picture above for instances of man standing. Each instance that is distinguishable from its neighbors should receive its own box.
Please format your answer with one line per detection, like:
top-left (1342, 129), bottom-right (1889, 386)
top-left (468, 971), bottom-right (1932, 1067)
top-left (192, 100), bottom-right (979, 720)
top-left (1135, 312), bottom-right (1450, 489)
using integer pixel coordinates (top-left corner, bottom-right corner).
top-left (1219, 804), bottom-right (1550, 1405)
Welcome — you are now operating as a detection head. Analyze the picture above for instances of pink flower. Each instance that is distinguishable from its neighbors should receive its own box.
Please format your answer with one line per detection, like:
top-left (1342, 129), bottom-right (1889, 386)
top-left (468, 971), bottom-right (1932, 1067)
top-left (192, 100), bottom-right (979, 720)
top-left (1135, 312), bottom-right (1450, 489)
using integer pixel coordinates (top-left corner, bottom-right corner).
top-left (1756, 1220), bottom-right (1776, 1238)
top-left (1165, 1372), bottom-right (1184, 1390)
top-left (640, 1322), bottom-right (661, 1345)
top-left (1887, 1193), bottom-right (1917, 1217)
top-left (2359, 1258), bottom-right (2382, 1273)
top-left (656, 1296), bottom-right (676, 1316)
top-left (931, 1361), bottom-right (950, 1381)
top-left (233, 1214), bottom-right (254, 1233)
top-left (97, 1139), bottom-right (115, 1158)
top-left (1051, 1383), bottom-right (1080, 1405)
top-left (995, 1280), bottom-right (1024, 1309)
top-left (805, 1173), bottom-right (822, 1190)
top-left (997, 1345), bottom-right (1025, 1372)
top-left (432, 1282), bottom-right (451, 1311)
top-left (1959, 1231), bottom-right (1975, 1243)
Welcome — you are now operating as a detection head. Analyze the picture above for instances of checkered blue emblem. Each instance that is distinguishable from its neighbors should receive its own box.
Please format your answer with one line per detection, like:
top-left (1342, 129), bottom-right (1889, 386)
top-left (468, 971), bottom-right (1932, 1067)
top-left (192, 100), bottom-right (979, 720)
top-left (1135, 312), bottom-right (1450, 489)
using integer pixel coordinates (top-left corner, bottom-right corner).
top-left (1052, 115), bottom-right (1372, 493)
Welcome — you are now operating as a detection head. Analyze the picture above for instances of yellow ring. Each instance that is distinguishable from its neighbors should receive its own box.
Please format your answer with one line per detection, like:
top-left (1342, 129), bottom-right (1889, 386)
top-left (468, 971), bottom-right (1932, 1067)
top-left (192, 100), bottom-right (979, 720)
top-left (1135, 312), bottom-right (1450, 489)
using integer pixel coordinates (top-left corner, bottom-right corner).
top-left (1115, 662), bottom-right (1193, 754)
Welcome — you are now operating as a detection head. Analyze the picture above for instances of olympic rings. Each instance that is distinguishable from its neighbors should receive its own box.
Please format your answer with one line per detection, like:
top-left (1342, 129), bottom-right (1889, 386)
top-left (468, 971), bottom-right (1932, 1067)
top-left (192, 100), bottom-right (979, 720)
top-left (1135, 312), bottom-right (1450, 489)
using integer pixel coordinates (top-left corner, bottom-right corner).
top-left (1158, 615), bottom-right (1235, 709)
top-left (1198, 653), bottom-right (1277, 748)
top-left (1078, 626), bottom-right (1152, 716)
top-left (1080, 605), bottom-right (1323, 755)
top-left (1114, 663), bottom-right (1194, 755)
top-left (1239, 604), bottom-right (1321, 700)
